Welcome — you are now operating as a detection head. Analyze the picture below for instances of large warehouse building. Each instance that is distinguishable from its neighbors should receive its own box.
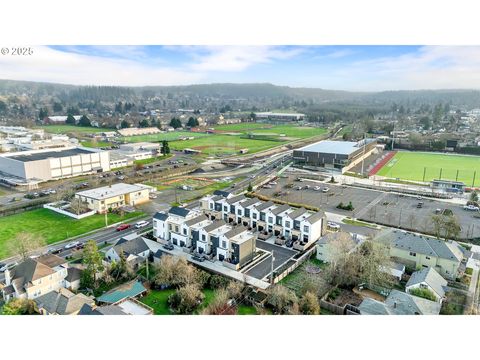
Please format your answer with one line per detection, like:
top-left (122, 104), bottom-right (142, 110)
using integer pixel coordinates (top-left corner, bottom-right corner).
top-left (293, 139), bottom-right (377, 172)
top-left (0, 147), bottom-right (110, 187)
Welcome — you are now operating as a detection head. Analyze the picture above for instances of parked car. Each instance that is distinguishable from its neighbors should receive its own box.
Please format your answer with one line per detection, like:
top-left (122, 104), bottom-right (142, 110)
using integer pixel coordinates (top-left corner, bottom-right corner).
top-left (295, 186), bottom-right (302, 190)
top-left (463, 204), bottom-right (480, 211)
top-left (417, 202), bottom-right (424, 208)
top-left (285, 240), bottom-right (294, 248)
top-left (116, 223), bottom-right (132, 231)
top-left (117, 175), bottom-right (125, 180)
top-left (322, 187), bottom-right (330, 193)
top-left (64, 241), bottom-right (80, 249)
top-left (149, 193), bottom-right (158, 199)
top-left (192, 254), bottom-right (205, 262)
top-left (304, 185), bottom-right (310, 190)
top-left (327, 221), bottom-right (340, 230)
top-left (0, 262), bottom-right (17, 272)
top-left (163, 243), bottom-right (174, 251)
top-left (135, 220), bottom-right (149, 228)
top-left (50, 248), bottom-right (62, 255)
top-left (314, 186), bottom-right (321, 191)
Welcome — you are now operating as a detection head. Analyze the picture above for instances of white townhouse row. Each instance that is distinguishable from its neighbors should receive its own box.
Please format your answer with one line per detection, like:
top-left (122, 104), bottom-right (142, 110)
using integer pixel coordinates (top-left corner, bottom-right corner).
top-left (200, 192), bottom-right (327, 247)
top-left (153, 206), bottom-right (256, 268)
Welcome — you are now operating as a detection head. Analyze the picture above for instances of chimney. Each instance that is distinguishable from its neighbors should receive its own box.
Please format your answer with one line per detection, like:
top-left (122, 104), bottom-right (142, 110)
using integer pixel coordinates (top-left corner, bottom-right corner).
top-left (5, 269), bottom-right (11, 286)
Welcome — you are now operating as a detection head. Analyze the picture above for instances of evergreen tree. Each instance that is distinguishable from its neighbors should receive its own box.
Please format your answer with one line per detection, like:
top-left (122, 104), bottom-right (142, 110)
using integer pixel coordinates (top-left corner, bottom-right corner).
top-left (78, 115), bottom-right (91, 127)
top-left (170, 117), bottom-right (182, 129)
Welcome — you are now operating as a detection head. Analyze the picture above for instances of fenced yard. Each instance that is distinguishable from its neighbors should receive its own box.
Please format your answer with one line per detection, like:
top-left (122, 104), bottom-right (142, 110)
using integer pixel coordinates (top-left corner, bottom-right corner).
top-left (280, 257), bottom-right (330, 297)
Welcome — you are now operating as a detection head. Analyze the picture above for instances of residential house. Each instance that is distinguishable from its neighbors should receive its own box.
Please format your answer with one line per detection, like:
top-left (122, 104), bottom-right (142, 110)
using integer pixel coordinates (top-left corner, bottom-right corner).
top-left (358, 289), bottom-right (442, 315)
top-left (34, 288), bottom-right (94, 315)
top-left (65, 267), bottom-right (83, 291)
top-left (316, 231), bottom-right (358, 262)
top-left (378, 229), bottom-right (465, 280)
top-left (405, 267), bottom-right (448, 303)
top-left (1, 254), bottom-right (68, 301)
top-left (105, 234), bottom-right (159, 267)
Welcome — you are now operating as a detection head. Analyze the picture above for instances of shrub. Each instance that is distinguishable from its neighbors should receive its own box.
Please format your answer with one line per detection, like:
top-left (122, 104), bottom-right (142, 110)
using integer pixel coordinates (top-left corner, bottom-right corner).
top-left (299, 291), bottom-right (320, 315)
top-left (2, 299), bottom-right (38, 315)
top-left (209, 274), bottom-right (230, 289)
top-left (408, 287), bottom-right (437, 302)
top-left (168, 284), bottom-right (205, 314)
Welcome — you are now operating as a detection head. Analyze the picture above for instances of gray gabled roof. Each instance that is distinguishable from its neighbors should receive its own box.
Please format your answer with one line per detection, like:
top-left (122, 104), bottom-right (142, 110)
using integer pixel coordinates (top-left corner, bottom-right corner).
top-left (226, 194), bottom-right (246, 205)
top-left (65, 267), bottom-right (82, 282)
top-left (34, 288), bottom-right (93, 315)
top-left (203, 220), bottom-right (226, 233)
top-left (389, 230), bottom-right (464, 262)
top-left (153, 212), bottom-right (169, 221)
top-left (359, 290), bottom-right (441, 315)
top-left (211, 195), bottom-right (224, 202)
top-left (305, 211), bottom-right (325, 224)
top-left (168, 206), bottom-right (190, 217)
top-left (224, 226), bottom-right (248, 239)
top-left (270, 204), bottom-right (290, 215)
top-left (185, 215), bottom-right (207, 227)
top-left (238, 197), bottom-right (261, 209)
top-left (255, 201), bottom-right (275, 212)
top-left (78, 303), bottom-right (127, 315)
top-left (286, 207), bottom-right (308, 220)
top-left (406, 267), bottom-right (447, 298)
top-left (113, 236), bottom-right (150, 256)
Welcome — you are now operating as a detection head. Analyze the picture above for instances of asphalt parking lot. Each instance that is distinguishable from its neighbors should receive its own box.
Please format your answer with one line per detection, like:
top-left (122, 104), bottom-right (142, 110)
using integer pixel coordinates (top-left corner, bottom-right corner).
top-left (245, 240), bottom-right (297, 281)
top-left (257, 175), bottom-right (480, 239)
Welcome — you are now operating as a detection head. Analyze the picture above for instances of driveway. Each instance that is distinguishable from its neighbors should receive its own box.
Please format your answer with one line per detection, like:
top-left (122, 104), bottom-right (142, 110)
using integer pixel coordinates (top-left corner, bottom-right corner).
top-left (245, 240), bottom-right (297, 280)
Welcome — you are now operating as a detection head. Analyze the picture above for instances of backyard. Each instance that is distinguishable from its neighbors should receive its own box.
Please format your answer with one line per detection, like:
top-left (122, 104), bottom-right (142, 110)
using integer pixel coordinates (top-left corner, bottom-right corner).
top-left (0, 208), bottom-right (143, 259)
top-left (280, 258), bottom-right (330, 297)
top-left (139, 288), bottom-right (257, 315)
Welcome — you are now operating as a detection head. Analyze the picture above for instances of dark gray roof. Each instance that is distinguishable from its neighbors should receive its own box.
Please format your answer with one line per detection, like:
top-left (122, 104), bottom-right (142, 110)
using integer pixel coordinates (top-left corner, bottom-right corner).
top-left (211, 195), bottom-right (224, 202)
top-left (65, 267), bottom-right (82, 282)
top-left (255, 201), bottom-right (274, 211)
top-left (226, 194), bottom-right (246, 205)
top-left (203, 220), bottom-right (226, 233)
top-left (34, 289), bottom-right (93, 315)
top-left (406, 267), bottom-right (447, 298)
top-left (238, 197), bottom-right (261, 208)
top-left (185, 215), bottom-right (207, 227)
top-left (168, 206), bottom-right (191, 217)
top-left (113, 236), bottom-right (150, 256)
top-left (270, 204), bottom-right (290, 215)
top-left (153, 212), bottom-right (169, 221)
top-left (78, 303), bottom-right (127, 315)
top-left (213, 190), bottom-right (231, 198)
top-left (306, 211), bottom-right (325, 224)
top-left (8, 148), bottom-right (94, 162)
top-left (36, 254), bottom-right (67, 268)
top-left (389, 231), bottom-right (464, 262)
top-left (359, 290), bottom-right (441, 315)
top-left (286, 207), bottom-right (308, 220)
top-left (224, 226), bottom-right (248, 239)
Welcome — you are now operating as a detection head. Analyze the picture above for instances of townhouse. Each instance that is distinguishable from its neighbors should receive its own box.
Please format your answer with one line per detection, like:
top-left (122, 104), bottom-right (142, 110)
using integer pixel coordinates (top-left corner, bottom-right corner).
top-left (201, 193), bottom-right (327, 246)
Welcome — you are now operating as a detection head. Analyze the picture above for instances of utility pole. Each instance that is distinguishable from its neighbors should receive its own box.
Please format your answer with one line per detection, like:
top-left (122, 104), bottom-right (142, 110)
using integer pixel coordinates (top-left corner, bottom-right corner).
top-left (391, 122), bottom-right (395, 151)
top-left (104, 210), bottom-right (108, 227)
top-left (270, 250), bottom-right (275, 285)
top-left (145, 257), bottom-right (149, 280)
top-left (361, 133), bottom-right (366, 176)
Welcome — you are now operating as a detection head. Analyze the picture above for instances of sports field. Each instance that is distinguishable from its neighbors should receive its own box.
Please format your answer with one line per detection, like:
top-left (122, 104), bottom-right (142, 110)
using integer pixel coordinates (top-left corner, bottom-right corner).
top-left (169, 134), bottom-right (278, 155)
top-left (376, 151), bottom-right (480, 186)
top-left (37, 125), bottom-right (112, 134)
top-left (118, 130), bottom-right (210, 143)
top-left (214, 124), bottom-right (327, 138)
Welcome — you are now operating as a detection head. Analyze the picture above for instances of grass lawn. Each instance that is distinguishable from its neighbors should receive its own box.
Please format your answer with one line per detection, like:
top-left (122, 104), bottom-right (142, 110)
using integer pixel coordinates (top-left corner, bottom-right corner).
top-left (0, 208), bottom-right (143, 259)
top-left (80, 140), bottom-right (111, 148)
top-left (170, 134), bottom-right (281, 155)
top-left (214, 123), bottom-right (327, 139)
top-left (377, 151), bottom-right (480, 186)
top-left (237, 305), bottom-right (258, 315)
top-left (139, 288), bottom-right (216, 315)
top-left (118, 131), bottom-right (210, 143)
top-left (37, 125), bottom-right (111, 134)
top-left (342, 218), bottom-right (378, 228)
top-left (280, 258), bottom-right (329, 296)
top-left (134, 155), bottom-right (171, 165)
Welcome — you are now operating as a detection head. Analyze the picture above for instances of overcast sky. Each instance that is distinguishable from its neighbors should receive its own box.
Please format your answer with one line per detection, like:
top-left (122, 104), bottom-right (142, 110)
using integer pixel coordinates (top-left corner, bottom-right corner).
top-left (1, 45), bottom-right (480, 91)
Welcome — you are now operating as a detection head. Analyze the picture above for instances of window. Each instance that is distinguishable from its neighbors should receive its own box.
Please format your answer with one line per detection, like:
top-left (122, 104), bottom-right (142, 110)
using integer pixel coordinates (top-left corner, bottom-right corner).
top-left (224, 206), bottom-right (228, 211)
top-left (425, 256), bottom-right (430, 260)
top-left (252, 213), bottom-right (257, 219)
top-left (303, 225), bottom-right (309, 232)
top-left (268, 216), bottom-right (273, 223)
top-left (202, 234), bottom-right (206, 241)
top-left (210, 203), bottom-right (213, 209)
top-left (409, 252), bottom-right (416, 257)
top-left (285, 221), bottom-right (290, 228)
top-left (183, 228), bottom-right (187, 235)
top-left (222, 241), bottom-right (227, 248)
top-left (237, 209), bottom-right (242, 215)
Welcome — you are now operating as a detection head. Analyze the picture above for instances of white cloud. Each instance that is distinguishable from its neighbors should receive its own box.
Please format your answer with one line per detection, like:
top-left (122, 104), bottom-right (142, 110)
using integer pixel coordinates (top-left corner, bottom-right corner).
top-left (0, 46), bottom-right (204, 86)
top-left (187, 46), bottom-right (304, 72)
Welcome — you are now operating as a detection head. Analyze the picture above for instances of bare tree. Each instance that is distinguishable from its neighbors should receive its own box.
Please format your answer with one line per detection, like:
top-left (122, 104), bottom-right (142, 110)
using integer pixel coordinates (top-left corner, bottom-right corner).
top-left (70, 197), bottom-right (89, 215)
top-left (201, 288), bottom-right (236, 315)
top-left (299, 291), bottom-right (320, 315)
top-left (9, 232), bottom-right (46, 260)
top-left (266, 284), bottom-right (298, 314)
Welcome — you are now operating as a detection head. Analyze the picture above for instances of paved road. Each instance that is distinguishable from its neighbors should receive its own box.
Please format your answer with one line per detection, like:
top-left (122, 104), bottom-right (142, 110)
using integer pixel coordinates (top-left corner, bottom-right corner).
top-left (0, 219), bottom-right (153, 282)
top-left (245, 240), bottom-right (297, 280)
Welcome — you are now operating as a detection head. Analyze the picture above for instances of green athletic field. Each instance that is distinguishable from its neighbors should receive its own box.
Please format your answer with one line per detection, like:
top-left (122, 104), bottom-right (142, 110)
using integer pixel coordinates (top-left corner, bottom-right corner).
top-left (377, 151), bottom-right (480, 186)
